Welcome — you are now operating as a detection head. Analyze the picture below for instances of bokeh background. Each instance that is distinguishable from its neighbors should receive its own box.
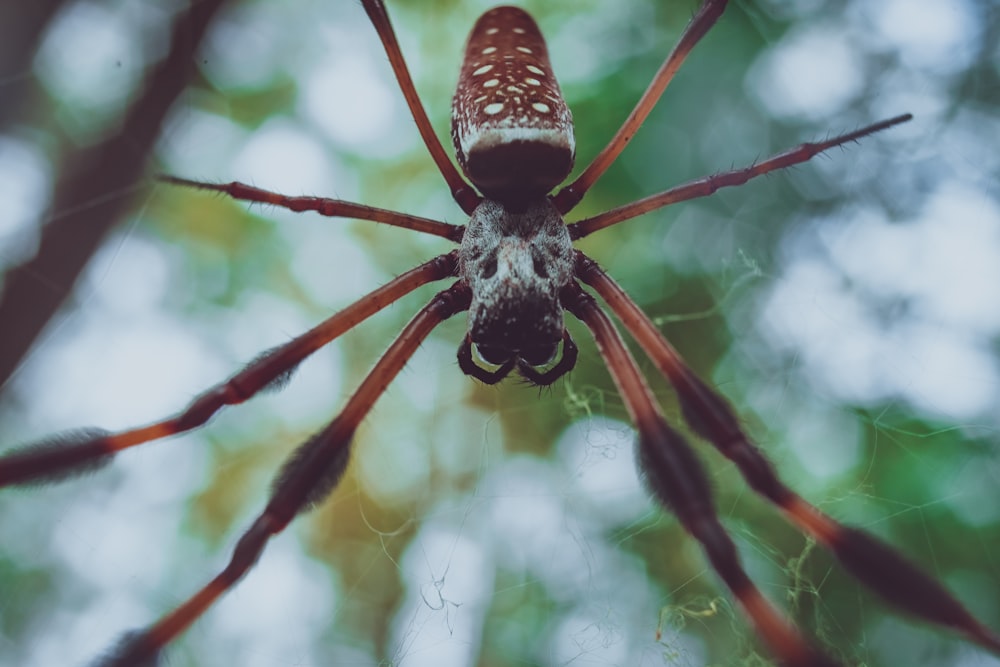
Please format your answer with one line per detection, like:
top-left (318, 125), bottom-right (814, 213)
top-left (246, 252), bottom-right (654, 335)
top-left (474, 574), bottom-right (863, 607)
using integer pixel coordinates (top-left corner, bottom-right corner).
top-left (1, 0), bottom-right (999, 665)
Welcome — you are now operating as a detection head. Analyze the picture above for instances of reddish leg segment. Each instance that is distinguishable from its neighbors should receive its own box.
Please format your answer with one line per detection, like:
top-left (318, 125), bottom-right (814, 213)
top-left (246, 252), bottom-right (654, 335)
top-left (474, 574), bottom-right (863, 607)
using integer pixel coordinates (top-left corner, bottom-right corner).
top-left (360, 0), bottom-right (481, 214)
top-left (0, 252), bottom-right (459, 487)
top-left (574, 252), bottom-right (1000, 654)
top-left (568, 114), bottom-right (913, 239)
top-left (562, 281), bottom-right (837, 667)
top-left (160, 175), bottom-right (465, 241)
top-left (552, 0), bottom-right (729, 213)
top-left (89, 281), bottom-right (472, 666)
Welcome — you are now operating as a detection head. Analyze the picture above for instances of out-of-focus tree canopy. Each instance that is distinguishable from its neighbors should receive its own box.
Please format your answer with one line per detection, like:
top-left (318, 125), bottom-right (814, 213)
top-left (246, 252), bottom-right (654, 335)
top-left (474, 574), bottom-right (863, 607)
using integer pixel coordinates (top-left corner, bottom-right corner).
top-left (1, 1), bottom-right (998, 666)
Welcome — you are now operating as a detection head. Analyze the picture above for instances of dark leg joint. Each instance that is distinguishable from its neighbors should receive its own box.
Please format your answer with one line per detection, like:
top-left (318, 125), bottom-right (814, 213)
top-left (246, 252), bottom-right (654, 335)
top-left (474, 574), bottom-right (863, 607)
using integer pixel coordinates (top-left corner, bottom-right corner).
top-left (89, 629), bottom-right (160, 667)
top-left (224, 517), bottom-right (273, 584)
top-left (0, 428), bottom-right (114, 486)
top-left (837, 525), bottom-right (985, 631)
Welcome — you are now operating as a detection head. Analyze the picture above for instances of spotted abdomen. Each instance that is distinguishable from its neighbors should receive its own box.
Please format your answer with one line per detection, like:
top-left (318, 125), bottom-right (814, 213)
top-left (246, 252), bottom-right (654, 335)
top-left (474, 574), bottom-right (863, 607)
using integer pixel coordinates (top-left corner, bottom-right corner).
top-left (451, 6), bottom-right (575, 208)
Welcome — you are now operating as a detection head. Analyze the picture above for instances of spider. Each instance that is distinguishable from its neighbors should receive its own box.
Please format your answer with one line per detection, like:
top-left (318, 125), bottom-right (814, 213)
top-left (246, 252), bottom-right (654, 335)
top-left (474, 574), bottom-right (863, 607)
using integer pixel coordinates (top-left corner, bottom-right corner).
top-left (1, 0), bottom-right (998, 665)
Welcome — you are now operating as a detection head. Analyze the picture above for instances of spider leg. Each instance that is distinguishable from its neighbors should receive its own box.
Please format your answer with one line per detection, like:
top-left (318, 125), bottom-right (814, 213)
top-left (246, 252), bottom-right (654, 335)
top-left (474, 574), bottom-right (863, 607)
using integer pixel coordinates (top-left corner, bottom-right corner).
top-left (562, 281), bottom-right (837, 667)
top-left (361, 0), bottom-right (482, 215)
top-left (159, 175), bottom-right (464, 241)
top-left (0, 252), bottom-right (459, 487)
top-left (457, 334), bottom-right (517, 384)
top-left (568, 113), bottom-right (912, 239)
top-left (552, 0), bottom-right (728, 214)
top-left (515, 330), bottom-right (579, 386)
top-left (574, 251), bottom-right (1000, 654)
top-left (88, 280), bottom-right (472, 667)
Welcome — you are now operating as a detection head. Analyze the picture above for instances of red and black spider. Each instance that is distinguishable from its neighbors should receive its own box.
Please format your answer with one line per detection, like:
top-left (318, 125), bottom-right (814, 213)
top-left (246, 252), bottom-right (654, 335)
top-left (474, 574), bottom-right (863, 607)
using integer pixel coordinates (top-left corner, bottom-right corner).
top-left (2, 1), bottom-right (998, 665)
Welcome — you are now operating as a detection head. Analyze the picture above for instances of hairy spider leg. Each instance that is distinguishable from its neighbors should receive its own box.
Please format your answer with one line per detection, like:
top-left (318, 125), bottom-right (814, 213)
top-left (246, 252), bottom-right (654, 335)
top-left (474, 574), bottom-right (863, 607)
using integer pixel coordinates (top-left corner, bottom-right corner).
top-left (563, 281), bottom-right (839, 667)
top-left (158, 174), bottom-right (465, 242)
top-left (574, 253), bottom-right (1000, 654)
top-left (0, 253), bottom-right (459, 486)
top-left (361, 0), bottom-right (481, 213)
top-left (553, 0), bottom-right (729, 213)
top-left (88, 282), bottom-right (472, 666)
top-left (568, 114), bottom-right (913, 239)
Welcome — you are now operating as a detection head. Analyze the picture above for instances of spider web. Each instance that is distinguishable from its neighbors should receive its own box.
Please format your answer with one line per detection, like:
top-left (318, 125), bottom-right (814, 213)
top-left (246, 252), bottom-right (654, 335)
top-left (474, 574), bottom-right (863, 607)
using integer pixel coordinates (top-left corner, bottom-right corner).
top-left (1, 0), bottom-right (999, 666)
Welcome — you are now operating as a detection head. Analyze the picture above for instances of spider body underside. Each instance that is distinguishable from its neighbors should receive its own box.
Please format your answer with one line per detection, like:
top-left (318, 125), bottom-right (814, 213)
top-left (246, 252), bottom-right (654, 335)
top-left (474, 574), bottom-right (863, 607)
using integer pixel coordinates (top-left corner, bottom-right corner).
top-left (460, 197), bottom-right (575, 375)
top-left (1, 1), bottom-right (998, 666)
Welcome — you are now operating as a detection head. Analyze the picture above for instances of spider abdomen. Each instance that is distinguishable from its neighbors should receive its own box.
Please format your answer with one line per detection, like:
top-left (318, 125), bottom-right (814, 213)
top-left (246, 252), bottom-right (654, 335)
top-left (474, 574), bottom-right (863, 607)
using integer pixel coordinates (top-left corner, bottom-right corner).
top-left (451, 6), bottom-right (575, 208)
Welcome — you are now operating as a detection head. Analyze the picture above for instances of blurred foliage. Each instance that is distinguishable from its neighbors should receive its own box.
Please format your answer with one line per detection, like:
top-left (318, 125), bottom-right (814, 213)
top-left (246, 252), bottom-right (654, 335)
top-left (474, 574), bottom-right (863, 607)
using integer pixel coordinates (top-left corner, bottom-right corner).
top-left (1, 0), bottom-right (999, 666)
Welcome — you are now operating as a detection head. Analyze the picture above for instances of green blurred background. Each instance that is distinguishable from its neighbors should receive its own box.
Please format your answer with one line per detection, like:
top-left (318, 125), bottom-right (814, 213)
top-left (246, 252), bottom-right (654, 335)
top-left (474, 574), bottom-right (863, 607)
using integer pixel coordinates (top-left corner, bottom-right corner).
top-left (1, 0), bottom-right (998, 666)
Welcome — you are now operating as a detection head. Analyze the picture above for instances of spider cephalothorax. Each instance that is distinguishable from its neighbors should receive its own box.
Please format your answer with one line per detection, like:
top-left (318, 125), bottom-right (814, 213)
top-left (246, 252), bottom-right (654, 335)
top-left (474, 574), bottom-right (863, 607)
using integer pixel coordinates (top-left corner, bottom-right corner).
top-left (459, 197), bottom-right (575, 379)
top-left (2, 1), bottom-right (997, 666)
